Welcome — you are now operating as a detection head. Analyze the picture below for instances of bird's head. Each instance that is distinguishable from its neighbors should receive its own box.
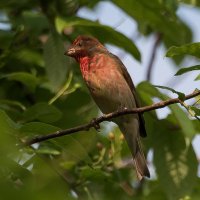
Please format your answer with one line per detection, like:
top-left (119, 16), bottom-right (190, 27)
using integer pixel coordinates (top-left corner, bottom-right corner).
top-left (64, 35), bottom-right (107, 60)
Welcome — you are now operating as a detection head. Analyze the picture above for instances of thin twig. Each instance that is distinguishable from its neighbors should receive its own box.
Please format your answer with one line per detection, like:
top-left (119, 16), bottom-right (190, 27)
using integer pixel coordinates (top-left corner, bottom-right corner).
top-left (22, 90), bottom-right (200, 146)
top-left (146, 33), bottom-right (162, 81)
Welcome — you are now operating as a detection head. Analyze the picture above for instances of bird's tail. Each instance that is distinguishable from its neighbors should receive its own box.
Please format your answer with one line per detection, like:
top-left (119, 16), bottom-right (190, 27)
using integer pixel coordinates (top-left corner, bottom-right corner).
top-left (133, 137), bottom-right (150, 180)
top-left (118, 119), bottom-right (150, 180)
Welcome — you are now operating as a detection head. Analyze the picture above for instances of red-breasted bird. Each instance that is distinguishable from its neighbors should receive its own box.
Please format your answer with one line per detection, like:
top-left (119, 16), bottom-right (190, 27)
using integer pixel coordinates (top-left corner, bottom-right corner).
top-left (65, 35), bottom-right (150, 180)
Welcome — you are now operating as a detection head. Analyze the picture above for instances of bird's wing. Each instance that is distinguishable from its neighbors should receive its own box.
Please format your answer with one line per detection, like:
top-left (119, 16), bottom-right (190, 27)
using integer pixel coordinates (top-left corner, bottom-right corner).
top-left (109, 53), bottom-right (147, 137)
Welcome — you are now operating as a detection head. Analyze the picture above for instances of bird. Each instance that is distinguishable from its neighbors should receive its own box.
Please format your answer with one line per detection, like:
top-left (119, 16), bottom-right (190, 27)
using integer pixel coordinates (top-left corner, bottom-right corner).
top-left (64, 35), bottom-right (150, 180)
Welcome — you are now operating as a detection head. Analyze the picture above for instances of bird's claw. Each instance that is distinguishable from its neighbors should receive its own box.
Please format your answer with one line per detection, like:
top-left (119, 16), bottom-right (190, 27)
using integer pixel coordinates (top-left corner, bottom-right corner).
top-left (91, 118), bottom-right (100, 131)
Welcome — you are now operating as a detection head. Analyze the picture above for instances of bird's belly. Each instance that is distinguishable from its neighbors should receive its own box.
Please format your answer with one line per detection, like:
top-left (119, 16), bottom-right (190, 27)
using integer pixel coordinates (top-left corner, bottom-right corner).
top-left (87, 80), bottom-right (119, 113)
top-left (92, 91), bottom-right (121, 114)
top-left (85, 70), bottom-right (135, 114)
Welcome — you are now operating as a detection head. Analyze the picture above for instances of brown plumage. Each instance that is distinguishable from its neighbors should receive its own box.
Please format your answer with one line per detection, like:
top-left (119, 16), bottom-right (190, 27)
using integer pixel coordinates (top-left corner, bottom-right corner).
top-left (65, 35), bottom-right (150, 180)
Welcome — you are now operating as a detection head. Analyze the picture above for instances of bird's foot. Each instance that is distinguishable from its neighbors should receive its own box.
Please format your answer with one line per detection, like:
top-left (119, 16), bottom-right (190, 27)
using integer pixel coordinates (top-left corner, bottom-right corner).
top-left (90, 118), bottom-right (100, 131)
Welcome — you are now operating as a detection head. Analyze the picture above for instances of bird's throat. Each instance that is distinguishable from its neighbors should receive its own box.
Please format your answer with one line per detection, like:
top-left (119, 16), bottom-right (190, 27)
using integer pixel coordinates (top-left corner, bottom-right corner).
top-left (79, 56), bottom-right (90, 79)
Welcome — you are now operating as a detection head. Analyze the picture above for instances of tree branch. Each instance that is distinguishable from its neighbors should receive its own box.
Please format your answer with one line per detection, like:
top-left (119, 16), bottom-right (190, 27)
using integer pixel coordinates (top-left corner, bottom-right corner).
top-left (146, 33), bottom-right (162, 81)
top-left (23, 90), bottom-right (200, 146)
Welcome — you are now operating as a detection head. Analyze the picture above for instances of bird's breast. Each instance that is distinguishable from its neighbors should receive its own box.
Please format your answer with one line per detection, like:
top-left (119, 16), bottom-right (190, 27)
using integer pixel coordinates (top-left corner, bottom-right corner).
top-left (79, 54), bottom-right (135, 114)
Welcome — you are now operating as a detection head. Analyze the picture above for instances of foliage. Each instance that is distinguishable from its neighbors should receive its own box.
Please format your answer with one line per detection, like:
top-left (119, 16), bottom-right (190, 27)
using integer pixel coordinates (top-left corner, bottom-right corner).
top-left (0, 0), bottom-right (199, 200)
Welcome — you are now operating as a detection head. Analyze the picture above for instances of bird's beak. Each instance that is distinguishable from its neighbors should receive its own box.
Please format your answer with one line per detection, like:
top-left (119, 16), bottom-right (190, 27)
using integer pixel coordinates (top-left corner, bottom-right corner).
top-left (64, 47), bottom-right (76, 57)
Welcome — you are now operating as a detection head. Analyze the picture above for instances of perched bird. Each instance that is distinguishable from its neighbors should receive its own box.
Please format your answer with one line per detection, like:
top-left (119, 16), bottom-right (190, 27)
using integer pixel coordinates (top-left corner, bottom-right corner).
top-left (65, 35), bottom-right (150, 180)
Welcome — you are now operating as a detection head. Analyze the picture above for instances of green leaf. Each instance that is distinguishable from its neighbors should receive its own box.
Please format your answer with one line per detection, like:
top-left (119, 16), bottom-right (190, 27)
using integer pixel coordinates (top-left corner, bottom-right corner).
top-left (153, 125), bottom-right (198, 200)
top-left (20, 11), bottom-right (49, 35)
top-left (15, 49), bottom-right (44, 67)
top-left (194, 89), bottom-right (200, 104)
top-left (170, 104), bottom-right (197, 138)
top-left (0, 109), bottom-right (18, 135)
top-left (55, 17), bottom-right (141, 61)
top-left (43, 33), bottom-right (69, 91)
top-left (138, 82), bottom-right (197, 138)
top-left (0, 30), bottom-right (14, 49)
top-left (138, 108), bottom-right (198, 199)
top-left (195, 73), bottom-right (200, 81)
top-left (59, 160), bottom-right (76, 170)
top-left (0, 0), bottom-right (35, 9)
top-left (0, 109), bottom-right (19, 153)
top-left (48, 71), bottom-right (78, 105)
top-left (0, 99), bottom-right (26, 111)
top-left (166, 42), bottom-right (200, 58)
top-left (190, 106), bottom-right (200, 116)
top-left (20, 122), bottom-right (62, 155)
top-left (35, 145), bottom-right (61, 155)
top-left (145, 181), bottom-right (168, 200)
top-left (154, 85), bottom-right (185, 100)
top-left (190, 179), bottom-right (200, 200)
top-left (137, 81), bottom-right (164, 99)
top-left (112, 0), bottom-right (192, 46)
top-left (187, 106), bottom-right (197, 117)
top-left (5, 158), bottom-right (32, 180)
top-left (53, 131), bottom-right (95, 166)
top-left (80, 166), bottom-right (110, 180)
top-left (20, 121), bottom-right (93, 164)
top-left (20, 122), bottom-right (60, 136)
top-left (175, 65), bottom-right (200, 76)
top-left (181, 0), bottom-right (200, 7)
top-left (3, 72), bottom-right (39, 92)
top-left (22, 103), bottom-right (62, 123)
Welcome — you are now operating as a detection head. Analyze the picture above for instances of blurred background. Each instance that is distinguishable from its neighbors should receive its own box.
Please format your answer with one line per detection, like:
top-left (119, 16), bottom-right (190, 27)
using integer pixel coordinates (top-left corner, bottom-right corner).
top-left (0, 0), bottom-right (200, 200)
